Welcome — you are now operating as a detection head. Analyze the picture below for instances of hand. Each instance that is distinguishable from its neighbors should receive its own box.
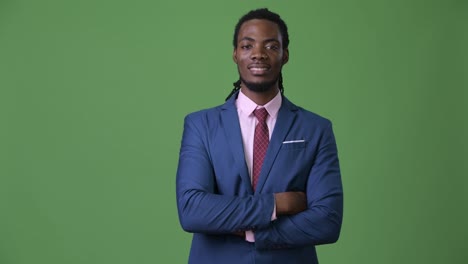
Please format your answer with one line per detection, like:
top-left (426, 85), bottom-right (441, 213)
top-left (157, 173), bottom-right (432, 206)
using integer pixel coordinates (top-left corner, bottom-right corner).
top-left (274, 192), bottom-right (307, 215)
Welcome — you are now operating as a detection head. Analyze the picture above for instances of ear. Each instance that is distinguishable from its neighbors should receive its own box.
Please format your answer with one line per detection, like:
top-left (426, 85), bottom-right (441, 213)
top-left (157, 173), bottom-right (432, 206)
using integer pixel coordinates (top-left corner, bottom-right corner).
top-left (233, 48), bottom-right (238, 64)
top-left (282, 48), bottom-right (289, 65)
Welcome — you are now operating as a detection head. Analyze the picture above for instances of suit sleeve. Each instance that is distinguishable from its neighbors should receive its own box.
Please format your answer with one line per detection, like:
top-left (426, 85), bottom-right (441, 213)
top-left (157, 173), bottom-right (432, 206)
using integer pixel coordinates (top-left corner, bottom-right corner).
top-left (254, 122), bottom-right (343, 249)
top-left (176, 114), bottom-right (275, 234)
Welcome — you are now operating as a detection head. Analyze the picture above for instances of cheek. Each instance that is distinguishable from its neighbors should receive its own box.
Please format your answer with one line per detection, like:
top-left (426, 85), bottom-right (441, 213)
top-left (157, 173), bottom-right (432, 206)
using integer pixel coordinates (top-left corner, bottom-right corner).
top-left (238, 50), bottom-right (251, 59)
top-left (237, 58), bottom-right (249, 68)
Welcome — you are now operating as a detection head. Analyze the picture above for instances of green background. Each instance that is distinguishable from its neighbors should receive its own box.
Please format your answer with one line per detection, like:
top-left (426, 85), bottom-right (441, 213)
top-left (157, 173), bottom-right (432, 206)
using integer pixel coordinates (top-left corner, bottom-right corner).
top-left (1, 0), bottom-right (466, 263)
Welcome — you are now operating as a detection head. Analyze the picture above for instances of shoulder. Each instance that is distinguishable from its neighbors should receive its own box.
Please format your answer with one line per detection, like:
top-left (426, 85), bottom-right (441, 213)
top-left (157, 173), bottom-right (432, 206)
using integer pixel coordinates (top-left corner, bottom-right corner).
top-left (283, 96), bottom-right (332, 128)
top-left (181, 101), bottom-right (234, 139)
top-left (184, 95), bottom-right (237, 122)
top-left (184, 104), bottom-right (224, 123)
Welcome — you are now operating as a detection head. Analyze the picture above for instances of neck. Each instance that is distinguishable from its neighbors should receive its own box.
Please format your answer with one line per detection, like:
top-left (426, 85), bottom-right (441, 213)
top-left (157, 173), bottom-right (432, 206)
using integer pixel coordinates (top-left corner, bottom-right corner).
top-left (240, 86), bottom-right (280, 106)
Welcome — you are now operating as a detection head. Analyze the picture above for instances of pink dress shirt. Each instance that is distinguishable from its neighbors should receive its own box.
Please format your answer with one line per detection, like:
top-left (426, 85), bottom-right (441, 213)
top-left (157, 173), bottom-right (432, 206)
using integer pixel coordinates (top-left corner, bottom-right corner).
top-left (235, 90), bottom-right (282, 242)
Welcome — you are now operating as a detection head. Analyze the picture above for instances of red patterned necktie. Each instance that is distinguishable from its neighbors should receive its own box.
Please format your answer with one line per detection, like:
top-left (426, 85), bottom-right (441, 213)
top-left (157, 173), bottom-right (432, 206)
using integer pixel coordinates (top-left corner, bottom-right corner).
top-left (252, 108), bottom-right (269, 190)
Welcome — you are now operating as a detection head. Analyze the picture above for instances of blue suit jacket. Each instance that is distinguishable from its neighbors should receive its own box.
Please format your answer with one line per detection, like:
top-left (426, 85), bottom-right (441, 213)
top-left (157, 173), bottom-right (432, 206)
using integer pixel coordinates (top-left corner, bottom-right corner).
top-left (176, 93), bottom-right (343, 264)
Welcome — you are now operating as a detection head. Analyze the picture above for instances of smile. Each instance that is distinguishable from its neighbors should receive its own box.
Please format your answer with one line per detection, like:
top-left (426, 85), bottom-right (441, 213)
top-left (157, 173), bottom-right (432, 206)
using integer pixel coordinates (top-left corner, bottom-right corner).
top-left (248, 65), bottom-right (271, 75)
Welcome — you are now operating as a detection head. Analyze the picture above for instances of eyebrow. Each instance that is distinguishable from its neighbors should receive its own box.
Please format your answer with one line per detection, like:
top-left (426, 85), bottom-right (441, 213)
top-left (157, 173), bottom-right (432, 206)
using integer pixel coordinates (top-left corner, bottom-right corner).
top-left (239, 37), bottom-right (280, 44)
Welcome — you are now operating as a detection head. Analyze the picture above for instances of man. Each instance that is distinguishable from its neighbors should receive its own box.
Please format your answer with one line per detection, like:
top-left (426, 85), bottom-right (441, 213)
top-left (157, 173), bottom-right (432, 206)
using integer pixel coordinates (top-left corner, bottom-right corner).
top-left (176, 8), bottom-right (343, 264)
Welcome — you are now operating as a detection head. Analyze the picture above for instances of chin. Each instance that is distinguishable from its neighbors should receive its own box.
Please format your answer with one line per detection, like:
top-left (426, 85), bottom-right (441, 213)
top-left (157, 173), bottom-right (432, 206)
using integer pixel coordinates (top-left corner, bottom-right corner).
top-left (241, 77), bottom-right (278, 93)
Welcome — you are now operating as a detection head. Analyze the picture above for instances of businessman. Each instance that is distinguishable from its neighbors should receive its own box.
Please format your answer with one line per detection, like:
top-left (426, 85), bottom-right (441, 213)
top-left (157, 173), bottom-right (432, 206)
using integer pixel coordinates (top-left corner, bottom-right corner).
top-left (176, 8), bottom-right (343, 264)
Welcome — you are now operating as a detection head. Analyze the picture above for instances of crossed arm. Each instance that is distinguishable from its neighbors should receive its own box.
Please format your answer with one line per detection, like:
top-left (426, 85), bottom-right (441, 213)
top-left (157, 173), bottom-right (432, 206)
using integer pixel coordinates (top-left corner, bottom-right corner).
top-left (176, 116), bottom-right (343, 249)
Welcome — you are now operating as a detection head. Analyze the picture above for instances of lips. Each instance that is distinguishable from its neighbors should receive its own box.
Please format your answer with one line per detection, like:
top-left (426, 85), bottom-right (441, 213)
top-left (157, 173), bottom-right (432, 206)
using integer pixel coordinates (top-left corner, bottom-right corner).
top-left (248, 64), bottom-right (271, 75)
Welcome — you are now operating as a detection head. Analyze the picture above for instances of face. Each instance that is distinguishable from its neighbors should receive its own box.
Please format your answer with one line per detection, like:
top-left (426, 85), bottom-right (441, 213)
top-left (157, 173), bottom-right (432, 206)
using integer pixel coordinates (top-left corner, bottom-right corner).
top-left (233, 19), bottom-right (289, 93)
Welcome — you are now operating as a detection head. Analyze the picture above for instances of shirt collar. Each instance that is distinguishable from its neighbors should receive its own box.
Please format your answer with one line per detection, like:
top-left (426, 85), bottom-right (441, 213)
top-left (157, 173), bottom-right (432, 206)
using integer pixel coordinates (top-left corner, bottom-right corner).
top-left (236, 89), bottom-right (282, 119)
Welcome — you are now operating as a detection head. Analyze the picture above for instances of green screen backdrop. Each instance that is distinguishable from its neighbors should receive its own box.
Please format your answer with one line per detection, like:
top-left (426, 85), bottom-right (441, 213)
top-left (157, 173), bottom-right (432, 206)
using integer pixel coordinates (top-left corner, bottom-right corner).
top-left (1, 0), bottom-right (466, 263)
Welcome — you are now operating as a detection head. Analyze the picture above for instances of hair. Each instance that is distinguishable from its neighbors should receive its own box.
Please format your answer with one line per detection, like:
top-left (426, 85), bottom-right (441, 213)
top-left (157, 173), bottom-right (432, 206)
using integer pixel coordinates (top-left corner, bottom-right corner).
top-left (226, 8), bottom-right (289, 101)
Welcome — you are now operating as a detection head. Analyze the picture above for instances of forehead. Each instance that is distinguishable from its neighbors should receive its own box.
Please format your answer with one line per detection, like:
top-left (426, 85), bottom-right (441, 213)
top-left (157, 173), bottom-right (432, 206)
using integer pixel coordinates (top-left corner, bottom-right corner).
top-left (237, 19), bottom-right (282, 42)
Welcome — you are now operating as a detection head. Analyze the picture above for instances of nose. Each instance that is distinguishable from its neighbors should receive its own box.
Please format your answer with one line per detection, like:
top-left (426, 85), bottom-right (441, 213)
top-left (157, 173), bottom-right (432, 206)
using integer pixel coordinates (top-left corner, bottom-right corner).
top-left (250, 46), bottom-right (268, 60)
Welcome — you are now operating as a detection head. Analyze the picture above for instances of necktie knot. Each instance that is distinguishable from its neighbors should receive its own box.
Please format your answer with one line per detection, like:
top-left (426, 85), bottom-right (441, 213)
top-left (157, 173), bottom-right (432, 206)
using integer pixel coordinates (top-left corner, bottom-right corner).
top-left (253, 108), bottom-right (268, 123)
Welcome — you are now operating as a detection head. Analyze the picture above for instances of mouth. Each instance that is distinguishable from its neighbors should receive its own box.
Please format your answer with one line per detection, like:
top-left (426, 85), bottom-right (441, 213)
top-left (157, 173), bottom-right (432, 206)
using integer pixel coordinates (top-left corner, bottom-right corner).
top-left (248, 64), bottom-right (271, 75)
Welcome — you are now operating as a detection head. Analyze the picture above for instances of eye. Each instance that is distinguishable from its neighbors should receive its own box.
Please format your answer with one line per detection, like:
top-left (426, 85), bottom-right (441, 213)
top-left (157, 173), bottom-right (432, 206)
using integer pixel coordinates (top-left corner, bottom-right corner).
top-left (266, 44), bottom-right (279, 50)
top-left (241, 44), bottom-right (253, 50)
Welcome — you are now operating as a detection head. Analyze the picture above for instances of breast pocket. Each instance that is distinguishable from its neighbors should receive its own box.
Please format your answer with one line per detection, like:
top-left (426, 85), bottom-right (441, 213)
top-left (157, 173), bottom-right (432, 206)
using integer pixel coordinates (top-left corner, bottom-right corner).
top-left (281, 140), bottom-right (307, 150)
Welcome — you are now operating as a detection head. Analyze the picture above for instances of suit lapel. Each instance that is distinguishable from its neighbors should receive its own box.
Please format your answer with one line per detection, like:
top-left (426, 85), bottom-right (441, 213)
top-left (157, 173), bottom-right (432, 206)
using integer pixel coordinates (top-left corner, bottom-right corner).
top-left (256, 97), bottom-right (298, 193)
top-left (220, 95), bottom-right (253, 193)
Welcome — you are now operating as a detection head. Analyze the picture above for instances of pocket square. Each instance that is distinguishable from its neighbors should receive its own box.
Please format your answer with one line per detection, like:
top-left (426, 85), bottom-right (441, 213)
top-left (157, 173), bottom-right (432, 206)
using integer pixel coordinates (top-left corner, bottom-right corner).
top-left (282, 139), bottom-right (305, 144)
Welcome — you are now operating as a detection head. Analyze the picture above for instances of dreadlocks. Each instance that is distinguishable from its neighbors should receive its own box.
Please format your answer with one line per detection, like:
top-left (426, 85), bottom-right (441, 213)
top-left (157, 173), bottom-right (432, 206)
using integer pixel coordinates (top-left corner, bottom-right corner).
top-left (226, 8), bottom-right (289, 101)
